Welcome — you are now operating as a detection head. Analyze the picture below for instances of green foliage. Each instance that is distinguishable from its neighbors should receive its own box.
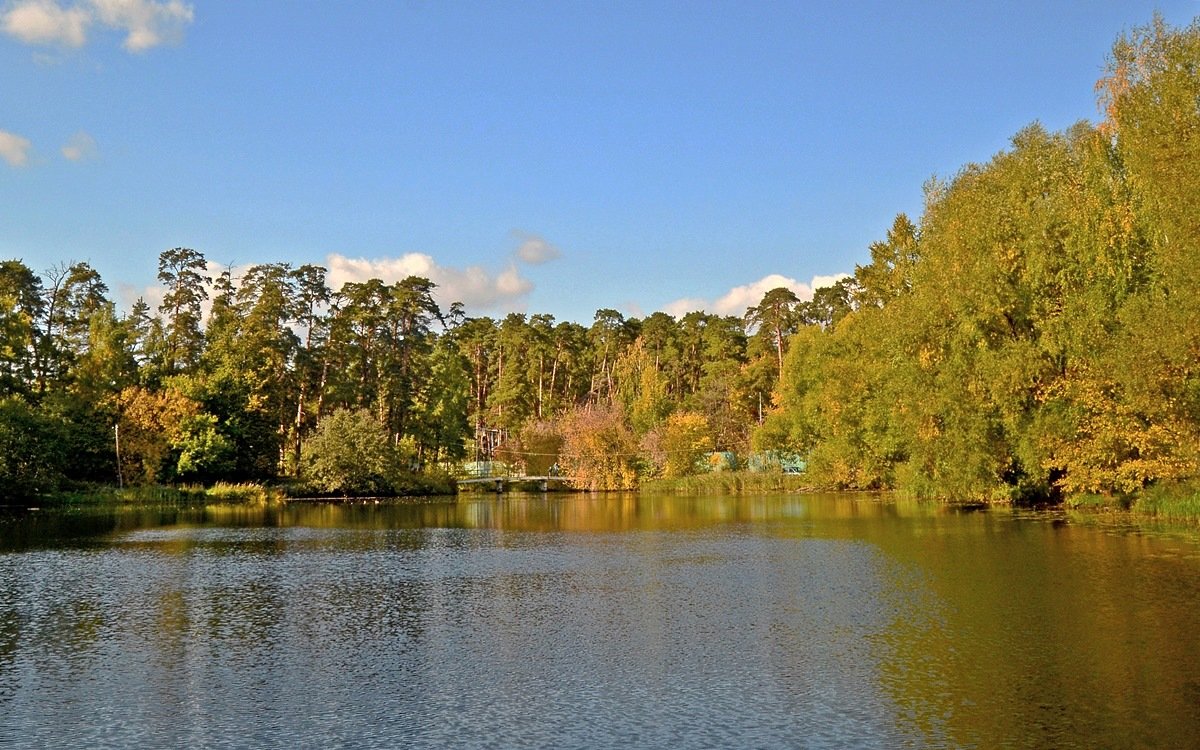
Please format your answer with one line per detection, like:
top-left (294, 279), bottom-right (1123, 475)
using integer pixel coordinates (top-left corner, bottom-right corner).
top-left (0, 260), bottom-right (43, 397)
top-left (156, 247), bottom-right (209, 373)
top-left (39, 391), bottom-right (119, 484)
top-left (300, 408), bottom-right (404, 496)
top-left (745, 286), bottom-right (802, 381)
top-left (754, 17), bottom-right (1200, 504)
top-left (171, 372), bottom-right (279, 481)
top-left (0, 397), bottom-right (66, 498)
top-left (174, 413), bottom-right (236, 481)
top-left (416, 336), bottom-right (472, 463)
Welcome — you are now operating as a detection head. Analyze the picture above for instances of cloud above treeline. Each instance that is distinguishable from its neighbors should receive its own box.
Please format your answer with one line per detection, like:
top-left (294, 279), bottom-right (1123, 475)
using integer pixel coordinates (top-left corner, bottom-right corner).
top-left (660, 272), bottom-right (851, 318)
top-left (512, 231), bottom-right (561, 265)
top-left (124, 256), bottom-right (536, 317)
top-left (322, 230), bottom-right (566, 313)
top-left (1, 0), bottom-right (193, 52)
top-left (326, 253), bottom-right (535, 313)
top-left (0, 129), bottom-right (33, 166)
top-left (119, 231), bottom-right (565, 318)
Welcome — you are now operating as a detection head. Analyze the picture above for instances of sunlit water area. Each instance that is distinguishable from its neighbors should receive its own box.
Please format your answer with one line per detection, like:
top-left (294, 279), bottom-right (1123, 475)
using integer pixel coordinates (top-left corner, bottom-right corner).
top-left (1, 493), bottom-right (1199, 749)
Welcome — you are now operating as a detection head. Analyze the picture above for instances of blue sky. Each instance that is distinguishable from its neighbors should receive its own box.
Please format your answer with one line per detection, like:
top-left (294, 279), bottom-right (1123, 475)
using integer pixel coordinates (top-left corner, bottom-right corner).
top-left (2, 1), bottom-right (1197, 323)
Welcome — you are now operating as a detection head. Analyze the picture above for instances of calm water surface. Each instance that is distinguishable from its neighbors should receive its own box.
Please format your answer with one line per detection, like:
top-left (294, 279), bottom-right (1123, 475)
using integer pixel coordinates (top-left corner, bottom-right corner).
top-left (1, 494), bottom-right (1199, 749)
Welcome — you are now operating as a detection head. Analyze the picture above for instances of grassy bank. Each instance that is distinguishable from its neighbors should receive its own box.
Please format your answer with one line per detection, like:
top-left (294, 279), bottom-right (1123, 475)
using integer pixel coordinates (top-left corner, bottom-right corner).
top-left (639, 471), bottom-right (813, 495)
top-left (44, 477), bottom-right (457, 505)
top-left (41, 482), bottom-right (286, 505)
top-left (1132, 482), bottom-right (1200, 521)
top-left (1065, 480), bottom-right (1200, 523)
top-left (33, 472), bottom-right (459, 506)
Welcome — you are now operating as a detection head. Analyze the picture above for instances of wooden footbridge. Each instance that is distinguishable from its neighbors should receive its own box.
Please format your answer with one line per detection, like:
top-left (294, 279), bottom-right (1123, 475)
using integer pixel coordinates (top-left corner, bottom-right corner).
top-left (456, 467), bottom-right (574, 492)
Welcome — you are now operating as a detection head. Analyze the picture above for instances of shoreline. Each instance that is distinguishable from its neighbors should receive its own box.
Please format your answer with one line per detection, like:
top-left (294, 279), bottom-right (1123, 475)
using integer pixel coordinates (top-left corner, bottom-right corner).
top-left (18, 474), bottom-right (1200, 524)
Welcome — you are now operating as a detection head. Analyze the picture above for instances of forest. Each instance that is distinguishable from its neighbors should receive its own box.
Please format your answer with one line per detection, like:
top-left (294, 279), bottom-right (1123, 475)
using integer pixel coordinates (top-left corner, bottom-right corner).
top-left (1, 17), bottom-right (1197, 504)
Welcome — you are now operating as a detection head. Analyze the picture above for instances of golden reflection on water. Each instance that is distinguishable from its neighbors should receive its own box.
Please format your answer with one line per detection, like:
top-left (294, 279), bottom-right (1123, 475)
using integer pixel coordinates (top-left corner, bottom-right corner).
top-left (171, 492), bottom-right (1200, 747)
top-left (3, 493), bottom-right (1200, 748)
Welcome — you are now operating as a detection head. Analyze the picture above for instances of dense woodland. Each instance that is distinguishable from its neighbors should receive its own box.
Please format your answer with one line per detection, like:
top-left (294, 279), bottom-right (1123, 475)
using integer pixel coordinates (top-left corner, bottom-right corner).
top-left (1, 18), bottom-right (1198, 501)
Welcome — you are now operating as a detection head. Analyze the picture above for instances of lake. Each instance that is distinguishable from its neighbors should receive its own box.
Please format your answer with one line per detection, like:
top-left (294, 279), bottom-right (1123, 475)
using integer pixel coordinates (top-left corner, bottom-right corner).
top-left (1, 493), bottom-right (1199, 749)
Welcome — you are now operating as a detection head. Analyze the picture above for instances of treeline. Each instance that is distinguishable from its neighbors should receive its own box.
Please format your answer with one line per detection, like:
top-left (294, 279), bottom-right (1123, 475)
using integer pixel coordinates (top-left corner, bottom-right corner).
top-left (0, 238), bottom-right (822, 495)
top-left (1, 17), bottom-right (1197, 502)
top-left (757, 17), bottom-right (1200, 501)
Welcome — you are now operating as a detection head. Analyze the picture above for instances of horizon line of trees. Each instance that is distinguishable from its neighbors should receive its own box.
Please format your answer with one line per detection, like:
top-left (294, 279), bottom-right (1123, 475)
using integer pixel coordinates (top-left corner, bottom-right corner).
top-left (0, 15), bottom-right (1196, 500)
top-left (0, 240), bottom-right (832, 495)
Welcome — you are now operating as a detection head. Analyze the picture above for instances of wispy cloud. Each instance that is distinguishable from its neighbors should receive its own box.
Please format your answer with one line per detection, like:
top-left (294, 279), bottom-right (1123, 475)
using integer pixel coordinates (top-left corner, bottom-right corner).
top-left (660, 272), bottom-right (850, 318)
top-left (61, 130), bottom-right (97, 161)
top-left (1, 0), bottom-right (193, 52)
top-left (91, 0), bottom-right (192, 52)
top-left (0, 129), bottom-right (33, 167)
top-left (511, 231), bottom-right (561, 265)
top-left (326, 252), bottom-right (535, 314)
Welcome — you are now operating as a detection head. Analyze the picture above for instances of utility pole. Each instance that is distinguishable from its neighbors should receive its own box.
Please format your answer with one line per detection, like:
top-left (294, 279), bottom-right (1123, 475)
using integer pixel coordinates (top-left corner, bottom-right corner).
top-left (114, 423), bottom-right (123, 489)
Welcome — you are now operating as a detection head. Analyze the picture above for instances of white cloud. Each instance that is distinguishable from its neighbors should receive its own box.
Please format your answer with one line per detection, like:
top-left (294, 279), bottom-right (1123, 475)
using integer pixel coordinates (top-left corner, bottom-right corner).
top-left (1, 0), bottom-right (88, 47)
top-left (810, 273), bottom-right (850, 290)
top-left (90, 0), bottom-right (192, 52)
top-left (61, 130), bottom-right (97, 161)
top-left (326, 252), bottom-right (535, 314)
top-left (660, 272), bottom-right (851, 318)
top-left (495, 262), bottom-right (532, 297)
top-left (710, 274), bottom-right (811, 316)
top-left (660, 296), bottom-right (708, 318)
top-left (512, 231), bottom-right (561, 265)
top-left (1, 0), bottom-right (193, 51)
top-left (119, 252), bottom-right (537, 320)
top-left (0, 129), bottom-right (33, 167)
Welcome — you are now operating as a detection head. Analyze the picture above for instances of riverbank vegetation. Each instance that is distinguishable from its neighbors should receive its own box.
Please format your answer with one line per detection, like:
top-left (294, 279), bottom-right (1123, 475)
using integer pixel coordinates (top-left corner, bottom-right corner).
top-left (0, 17), bottom-right (1197, 514)
top-left (640, 471), bottom-right (812, 496)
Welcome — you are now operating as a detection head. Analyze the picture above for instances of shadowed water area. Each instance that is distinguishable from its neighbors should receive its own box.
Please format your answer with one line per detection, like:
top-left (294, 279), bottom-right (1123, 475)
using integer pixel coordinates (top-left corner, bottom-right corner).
top-left (1, 494), bottom-right (1199, 748)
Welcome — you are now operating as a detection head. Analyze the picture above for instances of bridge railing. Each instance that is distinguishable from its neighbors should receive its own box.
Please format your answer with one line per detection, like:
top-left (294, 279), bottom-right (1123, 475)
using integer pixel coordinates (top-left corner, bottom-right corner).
top-left (457, 461), bottom-right (522, 480)
top-left (456, 461), bottom-right (569, 479)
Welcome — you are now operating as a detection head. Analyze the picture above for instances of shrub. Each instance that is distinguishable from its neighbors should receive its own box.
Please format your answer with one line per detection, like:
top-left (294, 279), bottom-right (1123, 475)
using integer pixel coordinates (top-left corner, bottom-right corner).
top-left (0, 397), bottom-right (68, 498)
top-left (301, 408), bottom-right (402, 495)
top-left (558, 404), bottom-right (640, 491)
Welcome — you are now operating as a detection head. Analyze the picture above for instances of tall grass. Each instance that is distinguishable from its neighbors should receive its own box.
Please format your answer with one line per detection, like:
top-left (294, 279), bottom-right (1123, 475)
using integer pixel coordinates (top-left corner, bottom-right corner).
top-left (46, 482), bottom-right (283, 505)
top-left (1064, 481), bottom-right (1200, 523)
top-left (1130, 481), bottom-right (1200, 522)
top-left (639, 471), bottom-right (812, 495)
